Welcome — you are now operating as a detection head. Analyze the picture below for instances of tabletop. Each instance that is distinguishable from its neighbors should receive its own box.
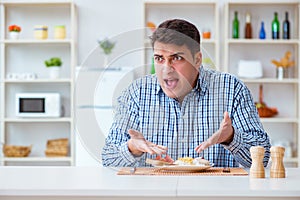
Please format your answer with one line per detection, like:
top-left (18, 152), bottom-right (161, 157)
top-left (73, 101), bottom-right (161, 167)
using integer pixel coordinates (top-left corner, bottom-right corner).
top-left (0, 166), bottom-right (299, 200)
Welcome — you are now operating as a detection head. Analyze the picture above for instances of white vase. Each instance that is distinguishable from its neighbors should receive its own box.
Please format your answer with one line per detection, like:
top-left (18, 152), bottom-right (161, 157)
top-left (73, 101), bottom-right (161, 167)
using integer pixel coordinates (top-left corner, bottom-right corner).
top-left (9, 32), bottom-right (20, 39)
top-left (49, 67), bottom-right (61, 79)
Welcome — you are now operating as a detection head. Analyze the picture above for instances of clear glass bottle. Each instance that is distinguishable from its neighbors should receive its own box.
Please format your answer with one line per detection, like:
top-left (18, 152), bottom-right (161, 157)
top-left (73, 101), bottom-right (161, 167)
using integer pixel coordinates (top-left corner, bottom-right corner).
top-left (272, 12), bottom-right (280, 39)
top-left (282, 11), bottom-right (290, 39)
top-left (245, 13), bottom-right (252, 39)
top-left (232, 11), bottom-right (239, 39)
top-left (259, 21), bottom-right (266, 39)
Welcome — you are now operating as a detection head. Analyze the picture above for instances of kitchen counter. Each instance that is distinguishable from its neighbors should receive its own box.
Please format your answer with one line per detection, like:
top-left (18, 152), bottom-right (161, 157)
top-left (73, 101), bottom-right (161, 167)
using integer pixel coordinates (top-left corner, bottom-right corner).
top-left (0, 166), bottom-right (299, 200)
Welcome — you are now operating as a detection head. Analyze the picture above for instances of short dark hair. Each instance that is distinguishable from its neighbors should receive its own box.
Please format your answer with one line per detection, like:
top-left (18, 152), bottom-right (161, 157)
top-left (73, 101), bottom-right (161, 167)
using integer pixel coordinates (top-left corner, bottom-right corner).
top-left (150, 19), bottom-right (201, 55)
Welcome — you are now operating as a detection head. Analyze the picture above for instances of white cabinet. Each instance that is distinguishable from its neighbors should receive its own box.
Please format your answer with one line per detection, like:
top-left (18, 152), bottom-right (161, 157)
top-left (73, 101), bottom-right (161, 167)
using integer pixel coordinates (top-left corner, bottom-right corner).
top-left (142, 0), bottom-right (220, 72)
top-left (224, 1), bottom-right (300, 167)
top-left (0, 0), bottom-right (77, 166)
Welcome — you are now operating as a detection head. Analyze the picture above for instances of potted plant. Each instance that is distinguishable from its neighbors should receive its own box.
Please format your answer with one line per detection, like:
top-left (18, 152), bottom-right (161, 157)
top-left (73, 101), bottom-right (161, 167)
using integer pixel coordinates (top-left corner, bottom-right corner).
top-left (98, 38), bottom-right (116, 66)
top-left (44, 57), bottom-right (62, 79)
top-left (8, 24), bottom-right (21, 39)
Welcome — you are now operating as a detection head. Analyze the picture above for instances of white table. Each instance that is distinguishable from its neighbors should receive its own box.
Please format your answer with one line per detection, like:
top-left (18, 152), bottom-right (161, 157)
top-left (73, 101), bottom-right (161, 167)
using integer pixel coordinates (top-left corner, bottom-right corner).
top-left (0, 166), bottom-right (299, 200)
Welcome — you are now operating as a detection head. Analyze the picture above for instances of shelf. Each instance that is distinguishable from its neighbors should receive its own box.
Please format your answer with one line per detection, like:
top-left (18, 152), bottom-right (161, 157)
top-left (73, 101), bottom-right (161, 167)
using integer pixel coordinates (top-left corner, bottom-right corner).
top-left (284, 157), bottom-right (299, 163)
top-left (144, 0), bottom-right (217, 5)
top-left (2, 39), bottom-right (73, 44)
top-left (1, 0), bottom-right (73, 6)
top-left (144, 38), bottom-right (218, 47)
top-left (4, 118), bottom-right (72, 123)
top-left (260, 117), bottom-right (299, 123)
top-left (4, 78), bottom-right (73, 83)
top-left (2, 157), bottom-right (72, 162)
top-left (224, 1), bottom-right (300, 167)
top-left (227, 39), bottom-right (299, 44)
top-left (241, 78), bottom-right (299, 84)
top-left (143, 1), bottom-right (220, 71)
top-left (0, 0), bottom-right (76, 167)
top-left (226, 0), bottom-right (299, 6)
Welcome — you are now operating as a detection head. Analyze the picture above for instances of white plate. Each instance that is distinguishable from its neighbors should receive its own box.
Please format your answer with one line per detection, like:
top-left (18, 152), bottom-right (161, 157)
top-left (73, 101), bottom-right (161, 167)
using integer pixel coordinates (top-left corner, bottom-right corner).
top-left (157, 165), bottom-right (211, 172)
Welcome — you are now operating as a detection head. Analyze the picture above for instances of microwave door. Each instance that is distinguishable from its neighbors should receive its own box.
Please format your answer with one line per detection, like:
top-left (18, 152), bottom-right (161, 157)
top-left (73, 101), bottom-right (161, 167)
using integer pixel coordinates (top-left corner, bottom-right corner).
top-left (19, 97), bottom-right (45, 113)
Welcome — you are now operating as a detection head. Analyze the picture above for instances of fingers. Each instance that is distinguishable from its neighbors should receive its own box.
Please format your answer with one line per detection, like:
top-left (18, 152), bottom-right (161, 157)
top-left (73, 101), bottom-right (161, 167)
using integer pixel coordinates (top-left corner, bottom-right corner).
top-left (128, 129), bottom-right (144, 139)
top-left (128, 129), bottom-right (167, 155)
top-left (147, 142), bottom-right (167, 155)
top-left (222, 111), bottom-right (232, 127)
top-left (150, 146), bottom-right (167, 155)
top-left (195, 141), bottom-right (211, 153)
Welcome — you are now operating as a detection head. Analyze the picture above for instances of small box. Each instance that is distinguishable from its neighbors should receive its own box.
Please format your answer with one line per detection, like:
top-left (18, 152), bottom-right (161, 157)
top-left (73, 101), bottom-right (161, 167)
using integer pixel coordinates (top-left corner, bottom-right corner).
top-left (34, 25), bottom-right (48, 39)
top-left (54, 25), bottom-right (66, 39)
top-left (237, 60), bottom-right (263, 79)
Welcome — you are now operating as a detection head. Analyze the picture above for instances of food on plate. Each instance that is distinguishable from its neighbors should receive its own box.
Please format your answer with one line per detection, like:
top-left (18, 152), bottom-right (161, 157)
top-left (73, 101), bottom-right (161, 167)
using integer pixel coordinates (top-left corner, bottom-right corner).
top-left (155, 155), bottom-right (174, 163)
top-left (146, 156), bottom-right (211, 167)
top-left (174, 157), bottom-right (194, 165)
top-left (174, 157), bottom-right (211, 166)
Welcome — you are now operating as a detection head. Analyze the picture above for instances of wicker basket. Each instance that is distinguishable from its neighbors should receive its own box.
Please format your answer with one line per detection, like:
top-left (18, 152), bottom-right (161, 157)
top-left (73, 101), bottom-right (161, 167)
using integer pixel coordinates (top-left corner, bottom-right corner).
top-left (256, 85), bottom-right (278, 118)
top-left (257, 107), bottom-right (278, 118)
top-left (47, 138), bottom-right (68, 147)
top-left (45, 138), bottom-right (68, 157)
top-left (3, 144), bottom-right (32, 157)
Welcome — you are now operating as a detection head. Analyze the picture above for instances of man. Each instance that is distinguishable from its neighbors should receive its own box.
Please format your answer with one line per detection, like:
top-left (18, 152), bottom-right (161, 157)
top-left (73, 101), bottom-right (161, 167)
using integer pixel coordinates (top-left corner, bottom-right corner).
top-left (102, 19), bottom-right (270, 168)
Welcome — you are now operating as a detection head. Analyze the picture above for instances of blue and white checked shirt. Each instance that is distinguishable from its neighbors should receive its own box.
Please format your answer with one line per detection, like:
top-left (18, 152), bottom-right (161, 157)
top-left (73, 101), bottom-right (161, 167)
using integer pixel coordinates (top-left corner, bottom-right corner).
top-left (102, 66), bottom-right (271, 168)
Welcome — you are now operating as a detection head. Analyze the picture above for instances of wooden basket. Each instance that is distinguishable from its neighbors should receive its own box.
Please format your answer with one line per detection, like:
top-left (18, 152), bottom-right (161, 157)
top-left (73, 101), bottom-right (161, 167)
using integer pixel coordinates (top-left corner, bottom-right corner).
top-left (47, 138), bottom-right (68, 147)
top-left (257, 107), bottom-right (278, 118)
top-left (256, 85), bottom-right (278, 118)
top-left (3, 144), bottom-right (32, 157)
top-left (45, 138), bottom-right (68, 157)
top-left (45, 147), bottom-right (68, 157)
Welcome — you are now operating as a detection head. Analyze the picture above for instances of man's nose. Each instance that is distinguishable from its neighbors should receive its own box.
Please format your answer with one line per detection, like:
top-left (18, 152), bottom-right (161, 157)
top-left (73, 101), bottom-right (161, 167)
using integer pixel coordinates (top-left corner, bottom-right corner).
top-left (163, 59), bottom-right (174, 73)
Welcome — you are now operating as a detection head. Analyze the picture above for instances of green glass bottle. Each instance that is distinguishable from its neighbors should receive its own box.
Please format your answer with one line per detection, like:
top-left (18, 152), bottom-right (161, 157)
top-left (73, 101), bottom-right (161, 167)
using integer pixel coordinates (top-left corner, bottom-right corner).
top-left (150, 57), bottom-right (155, 74)
top-left (272, 12), bottom-right (280, 39)
top-left (232, 11), bottom-right (239, 39)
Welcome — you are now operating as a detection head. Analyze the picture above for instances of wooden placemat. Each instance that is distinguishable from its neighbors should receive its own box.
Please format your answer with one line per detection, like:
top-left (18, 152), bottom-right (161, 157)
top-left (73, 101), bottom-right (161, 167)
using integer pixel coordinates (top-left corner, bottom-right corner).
top-left (117, 167), bottom-right (248, 176)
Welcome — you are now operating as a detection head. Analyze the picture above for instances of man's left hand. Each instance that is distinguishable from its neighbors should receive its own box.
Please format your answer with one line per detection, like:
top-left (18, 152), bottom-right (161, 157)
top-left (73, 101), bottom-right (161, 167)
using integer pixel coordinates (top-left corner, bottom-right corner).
top-left (195, 111), bottom-right (234, 153)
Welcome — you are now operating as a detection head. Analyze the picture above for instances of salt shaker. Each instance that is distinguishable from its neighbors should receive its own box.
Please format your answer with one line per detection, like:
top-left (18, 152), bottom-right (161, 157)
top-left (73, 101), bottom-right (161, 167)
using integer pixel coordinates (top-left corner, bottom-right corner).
top-left (250, 146), bottom-right (265, 178)
top-left (270, 146), bottom-right (285, 178)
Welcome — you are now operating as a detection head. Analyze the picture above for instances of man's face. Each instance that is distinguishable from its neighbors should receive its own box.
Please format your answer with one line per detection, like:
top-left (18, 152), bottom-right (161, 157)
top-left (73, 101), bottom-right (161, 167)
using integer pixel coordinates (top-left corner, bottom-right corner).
top-left (153, 42), bottom-right (201, 102)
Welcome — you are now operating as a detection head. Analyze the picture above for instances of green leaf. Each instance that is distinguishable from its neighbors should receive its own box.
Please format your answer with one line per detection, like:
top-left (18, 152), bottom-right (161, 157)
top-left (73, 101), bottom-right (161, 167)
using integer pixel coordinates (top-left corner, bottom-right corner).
top-left (44, 57), bottom-right (62, 67)
top-left (98, 38), bottom-right (115, 55)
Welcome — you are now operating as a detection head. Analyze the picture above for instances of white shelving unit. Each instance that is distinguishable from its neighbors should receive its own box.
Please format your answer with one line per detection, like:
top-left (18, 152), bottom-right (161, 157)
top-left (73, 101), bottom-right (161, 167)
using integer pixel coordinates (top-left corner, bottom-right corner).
top-left (0, 0), bottom-right (77, 166)
top-left (224, 1), bottom-right (300, 167)
top-left (142, 0), bottom-right (220, 73)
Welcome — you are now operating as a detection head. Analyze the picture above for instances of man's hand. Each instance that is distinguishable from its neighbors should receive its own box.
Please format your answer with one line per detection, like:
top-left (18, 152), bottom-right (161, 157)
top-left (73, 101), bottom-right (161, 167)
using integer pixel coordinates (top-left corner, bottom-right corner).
top-left (195, 111), bottom-right (234, 153)
top-left (127, 129), bottom-right (167, 156)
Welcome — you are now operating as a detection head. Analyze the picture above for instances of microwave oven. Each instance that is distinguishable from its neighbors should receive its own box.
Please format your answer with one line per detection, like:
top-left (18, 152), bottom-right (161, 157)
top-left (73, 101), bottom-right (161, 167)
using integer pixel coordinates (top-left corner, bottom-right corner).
top-left (16, 93), bottom-right (61, 117)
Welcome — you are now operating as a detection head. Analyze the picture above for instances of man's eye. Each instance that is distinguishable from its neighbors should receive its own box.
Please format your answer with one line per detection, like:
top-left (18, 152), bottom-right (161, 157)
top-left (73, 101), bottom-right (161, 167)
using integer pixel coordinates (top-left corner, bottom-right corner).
top-left (154, 56), bottom-right (164, 63)
top-left (173, 55), bottom-right (183, 61)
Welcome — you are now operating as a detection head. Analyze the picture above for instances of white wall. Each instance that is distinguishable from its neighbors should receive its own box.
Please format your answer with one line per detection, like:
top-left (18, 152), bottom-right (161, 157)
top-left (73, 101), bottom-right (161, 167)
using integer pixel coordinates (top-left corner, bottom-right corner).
top-left (74, 0), bottom-right (143, 65)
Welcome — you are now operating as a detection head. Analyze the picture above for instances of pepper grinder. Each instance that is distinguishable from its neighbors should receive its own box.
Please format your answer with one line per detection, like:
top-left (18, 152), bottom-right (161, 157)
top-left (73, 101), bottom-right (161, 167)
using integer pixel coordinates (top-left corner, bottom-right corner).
top-left (270, 146), bottom-right (285, 178)
top-left (250, 146), bottom-right (265, 178)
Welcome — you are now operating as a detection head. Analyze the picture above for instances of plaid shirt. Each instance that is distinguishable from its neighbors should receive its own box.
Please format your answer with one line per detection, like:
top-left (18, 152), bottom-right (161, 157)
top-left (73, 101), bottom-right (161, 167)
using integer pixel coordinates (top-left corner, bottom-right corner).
top-left (102, 67), bottom-right (270, 168)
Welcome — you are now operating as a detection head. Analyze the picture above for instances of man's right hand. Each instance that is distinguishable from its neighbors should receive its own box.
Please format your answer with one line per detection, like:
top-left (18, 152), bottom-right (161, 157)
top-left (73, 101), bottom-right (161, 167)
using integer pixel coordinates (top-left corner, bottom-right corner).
top-left (127, 129), bottom-right (167, 156)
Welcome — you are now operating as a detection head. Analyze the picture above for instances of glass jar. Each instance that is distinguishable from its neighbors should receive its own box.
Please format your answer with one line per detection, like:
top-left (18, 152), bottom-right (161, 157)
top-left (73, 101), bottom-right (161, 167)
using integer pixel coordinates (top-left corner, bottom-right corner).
top-left (54, 25), bottom-right (66, 39)
top-left (34, 25), bottom-right (48, 39)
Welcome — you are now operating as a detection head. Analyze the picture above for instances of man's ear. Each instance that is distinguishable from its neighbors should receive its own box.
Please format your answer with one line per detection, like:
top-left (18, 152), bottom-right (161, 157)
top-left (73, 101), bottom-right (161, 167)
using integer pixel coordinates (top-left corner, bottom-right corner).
top-left (194, 52), bottom-right (202, 66)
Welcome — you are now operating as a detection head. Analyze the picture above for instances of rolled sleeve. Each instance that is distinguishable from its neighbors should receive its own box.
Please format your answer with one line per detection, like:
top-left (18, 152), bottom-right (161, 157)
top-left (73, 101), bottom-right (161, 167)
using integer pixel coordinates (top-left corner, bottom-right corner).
top-left (120, 142), bottom-right (143, 164)
top-left (222, 127), bottom-right (243, 154)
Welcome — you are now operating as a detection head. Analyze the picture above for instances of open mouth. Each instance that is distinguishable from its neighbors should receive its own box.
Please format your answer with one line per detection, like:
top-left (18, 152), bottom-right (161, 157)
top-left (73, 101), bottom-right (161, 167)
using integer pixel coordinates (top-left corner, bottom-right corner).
top-left (164, 79), bottom-right (178, 89)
